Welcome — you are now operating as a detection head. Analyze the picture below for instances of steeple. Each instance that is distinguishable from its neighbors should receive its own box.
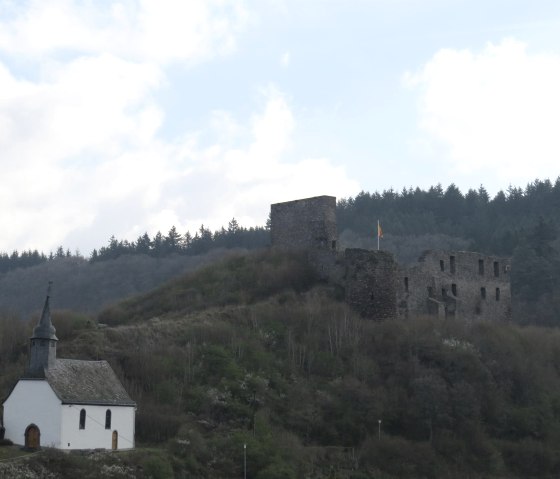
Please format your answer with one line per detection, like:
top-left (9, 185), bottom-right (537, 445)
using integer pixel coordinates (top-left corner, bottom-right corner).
top-left (28, 282), bottom-right (58, 375)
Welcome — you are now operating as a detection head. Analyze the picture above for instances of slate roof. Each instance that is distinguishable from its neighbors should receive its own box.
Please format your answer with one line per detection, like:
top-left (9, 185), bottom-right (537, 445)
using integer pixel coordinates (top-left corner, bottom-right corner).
top-left (43, 359), bottom-right (136, 407)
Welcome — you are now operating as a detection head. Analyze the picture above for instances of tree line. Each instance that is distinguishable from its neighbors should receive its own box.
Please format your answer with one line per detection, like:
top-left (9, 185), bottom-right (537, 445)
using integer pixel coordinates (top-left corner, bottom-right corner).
top-left (337, 178), bottom-right (560, 256)
top-left (0, 247), bottom-right (80, 275)
top-left (0, 220), bottom-right (269, 274)
top-left (90, 220), bottom-right (269, 262)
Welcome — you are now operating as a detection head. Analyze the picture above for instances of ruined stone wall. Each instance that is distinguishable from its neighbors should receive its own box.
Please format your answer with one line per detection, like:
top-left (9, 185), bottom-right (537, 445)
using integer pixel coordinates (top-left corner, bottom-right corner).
top-left (344, 249), bottom-right (398, 320)
top-left (269, 196), bottom-right (511, 322)
top-left (397, 251), bottom-right (511, 321)
top-left (270, 196), bottom-right (338, 251)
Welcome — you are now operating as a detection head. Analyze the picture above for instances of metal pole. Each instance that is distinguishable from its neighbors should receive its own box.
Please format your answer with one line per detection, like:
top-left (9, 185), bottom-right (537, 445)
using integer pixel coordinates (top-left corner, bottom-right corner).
top-left (378, 419), bottom-right (381, 440)
top-left (244, 443), bottom-right (247, 479)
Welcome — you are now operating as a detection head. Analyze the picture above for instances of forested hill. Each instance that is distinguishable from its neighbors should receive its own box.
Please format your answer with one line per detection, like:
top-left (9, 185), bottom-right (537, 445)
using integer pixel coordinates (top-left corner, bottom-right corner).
top-left (3, 250), bottom-right (560, 478)
top-left (2, 179), bottom-right (560, 323)
top-left (336, 179), bottom-right (560, 326)
top-left (338, 179), bottom-right (560, 256)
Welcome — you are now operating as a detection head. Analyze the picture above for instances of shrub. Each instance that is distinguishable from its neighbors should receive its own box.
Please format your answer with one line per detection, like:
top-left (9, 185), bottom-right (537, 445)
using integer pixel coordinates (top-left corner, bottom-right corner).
top-left (142, 452), bottom-right (174, 479)
top-left (256, 461), bottom-right (296, 479)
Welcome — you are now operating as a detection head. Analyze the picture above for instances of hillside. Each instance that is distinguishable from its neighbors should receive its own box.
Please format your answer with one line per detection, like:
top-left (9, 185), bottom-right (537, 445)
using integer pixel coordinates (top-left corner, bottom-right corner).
top-left (3, 249), bottom-right (560, 478)
top-left (0, 248), bottom-right (243, 319)
top-left (3, 181), bottom-right (560, 326)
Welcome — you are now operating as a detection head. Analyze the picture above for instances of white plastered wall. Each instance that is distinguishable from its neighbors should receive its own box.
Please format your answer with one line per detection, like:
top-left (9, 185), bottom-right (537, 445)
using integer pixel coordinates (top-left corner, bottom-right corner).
top-left (3, 379), bottom-right (62, 447)
top-left (60, 404), bottom-right (135, 450)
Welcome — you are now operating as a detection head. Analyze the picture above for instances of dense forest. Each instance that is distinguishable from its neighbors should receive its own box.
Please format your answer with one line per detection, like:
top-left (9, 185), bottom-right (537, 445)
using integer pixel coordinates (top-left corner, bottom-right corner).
top-left (0, 220), bottom-right (269, 275)
top-left (3, 250), bottom-right (560, 478)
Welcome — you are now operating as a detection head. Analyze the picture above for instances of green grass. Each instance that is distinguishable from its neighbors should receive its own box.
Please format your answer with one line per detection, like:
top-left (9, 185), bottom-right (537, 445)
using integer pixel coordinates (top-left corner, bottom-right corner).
top-left (0, 445), bottom-right (34, 461)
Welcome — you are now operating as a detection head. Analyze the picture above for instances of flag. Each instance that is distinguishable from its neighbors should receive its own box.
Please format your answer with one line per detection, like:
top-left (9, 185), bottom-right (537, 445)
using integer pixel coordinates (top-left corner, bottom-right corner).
top-left (377, 221), bottom-right (383, 238)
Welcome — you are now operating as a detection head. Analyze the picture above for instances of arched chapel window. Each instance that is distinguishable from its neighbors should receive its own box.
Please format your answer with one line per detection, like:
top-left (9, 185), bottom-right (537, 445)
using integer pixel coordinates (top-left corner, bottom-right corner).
top-left (79, 409), bottom-right (86, 429)
top-left (105, 410), bottom-right (112, 429)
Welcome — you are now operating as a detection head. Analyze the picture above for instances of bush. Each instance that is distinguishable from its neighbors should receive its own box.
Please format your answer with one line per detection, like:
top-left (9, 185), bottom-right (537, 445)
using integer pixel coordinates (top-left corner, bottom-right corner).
top-left (360, 435), bottom-right (440, 479)
top-left (51, 310), bottom-right (95, 340)
top-left (136, 407), bottom-right (181, 444)
top-left (499, 438), bottom-right (558, 476)
top-left (142, 452), bottom-right (174, 479)
top-left (256, 461), bottom-right (296, 479)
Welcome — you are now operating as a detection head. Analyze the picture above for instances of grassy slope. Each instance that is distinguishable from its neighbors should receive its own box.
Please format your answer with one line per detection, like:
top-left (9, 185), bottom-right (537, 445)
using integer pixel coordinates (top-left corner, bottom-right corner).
top-left (3, 249), bottom-right (560, 478)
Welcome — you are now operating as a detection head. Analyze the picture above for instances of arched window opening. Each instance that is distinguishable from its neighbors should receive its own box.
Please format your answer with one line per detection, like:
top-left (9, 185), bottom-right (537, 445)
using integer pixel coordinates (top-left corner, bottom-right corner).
top-left (105, 410), bottom-right (112, 429)
top-left (79, 409), bottom-right (86, 429)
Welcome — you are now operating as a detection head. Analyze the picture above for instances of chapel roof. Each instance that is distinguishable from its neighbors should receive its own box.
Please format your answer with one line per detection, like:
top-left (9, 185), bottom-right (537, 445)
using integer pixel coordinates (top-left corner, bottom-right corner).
top-left (43, 359), bottom-right (136, 407)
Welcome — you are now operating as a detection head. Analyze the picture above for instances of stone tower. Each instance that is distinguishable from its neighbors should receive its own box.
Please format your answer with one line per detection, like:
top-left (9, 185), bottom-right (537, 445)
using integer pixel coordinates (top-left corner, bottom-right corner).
top-left (28, 283), bottom-right (58, 376)
top-left (270, 195), bottom-right (338, 251)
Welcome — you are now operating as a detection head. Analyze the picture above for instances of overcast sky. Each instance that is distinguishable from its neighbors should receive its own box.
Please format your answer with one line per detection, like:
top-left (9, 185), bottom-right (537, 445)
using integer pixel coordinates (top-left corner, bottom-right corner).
top-left (2, 0), bottom-right (560, 254)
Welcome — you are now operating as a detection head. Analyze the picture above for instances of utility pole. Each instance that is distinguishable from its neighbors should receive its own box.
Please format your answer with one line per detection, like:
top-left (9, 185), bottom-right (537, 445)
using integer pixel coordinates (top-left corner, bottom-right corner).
top-left (378, 419), bottom-right (382, 440)
top-left (244, 443), bottom-right (247, 479)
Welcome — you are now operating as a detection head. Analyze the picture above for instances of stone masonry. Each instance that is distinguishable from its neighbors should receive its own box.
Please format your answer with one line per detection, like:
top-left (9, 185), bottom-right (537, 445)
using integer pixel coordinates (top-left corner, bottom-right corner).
top-left (344, 249), bottom-right (398, 320)
top-left (271, 196), bottom-right (338, 252)
top-left (397, 250), bottom-right (511, 321)
top-left (270, 195), bottom-right (512, 322)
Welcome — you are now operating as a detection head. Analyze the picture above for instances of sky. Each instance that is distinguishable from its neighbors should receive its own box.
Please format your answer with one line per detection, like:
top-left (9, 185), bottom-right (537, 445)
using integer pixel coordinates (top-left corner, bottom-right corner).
top-left (2, 0), bottom-right (560, 254)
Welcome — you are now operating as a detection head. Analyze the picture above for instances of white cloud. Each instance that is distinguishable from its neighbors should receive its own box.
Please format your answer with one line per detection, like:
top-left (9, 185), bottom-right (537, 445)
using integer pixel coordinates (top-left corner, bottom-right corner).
top-left (164, 88), bottom-right (359, 237)
top-left (404, 38), bottom-right (560, 191)
top-left (0, 0), bottom-right (252, 252)
top-left (0, 0), bottom-right (252, 65)
top-left (0, 2), bottom-right (358, 253)
top-left (280, 51), bottom-right (290, 67)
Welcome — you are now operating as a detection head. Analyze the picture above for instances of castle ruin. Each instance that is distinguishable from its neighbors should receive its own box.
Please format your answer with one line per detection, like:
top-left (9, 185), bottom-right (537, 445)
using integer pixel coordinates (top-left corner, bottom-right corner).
top-left (270, 195), bottom-right (511, 322)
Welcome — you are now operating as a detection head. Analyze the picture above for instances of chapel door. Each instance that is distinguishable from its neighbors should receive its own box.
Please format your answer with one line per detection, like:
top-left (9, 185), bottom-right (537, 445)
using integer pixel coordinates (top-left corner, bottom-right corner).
top-left (25, 424), bottom-right (40, 449)
top-left (112, 430), bottom-right (118, 450)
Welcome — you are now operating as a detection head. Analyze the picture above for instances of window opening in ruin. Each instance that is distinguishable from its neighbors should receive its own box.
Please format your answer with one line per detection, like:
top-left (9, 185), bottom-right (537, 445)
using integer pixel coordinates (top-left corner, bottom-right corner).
top-left (427, 286), bottom-right (434, 298)
top-left (331, 240), bottom-right (336, 250)
top-left (450, 256), bottom-right (456, 274)
top-left (440, 260), bottom-right (445, 272)
top-left (370, 292), bottom-right (374, 300)
top-left (479, 259), bottom-right (484, 275)
top-left (442, 288), bottom-right (446, 298)
top-left (496, 288), bottom-right (500, 301)
top-left (404, 277), bottom-right (409, 292)
top-left (451, 283), bottom-right (457, 296)
top-left (79, 409), bottom-right (86, 430)
top-left (494, 261), bottom-right (499, 277)
top-left (481, 287), bottom-right (486, 299)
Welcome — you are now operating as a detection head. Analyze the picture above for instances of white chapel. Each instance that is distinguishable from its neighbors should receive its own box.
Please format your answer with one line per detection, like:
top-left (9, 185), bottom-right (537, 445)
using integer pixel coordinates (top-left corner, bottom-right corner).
top-left (2, 286), bottom-right (136, 450)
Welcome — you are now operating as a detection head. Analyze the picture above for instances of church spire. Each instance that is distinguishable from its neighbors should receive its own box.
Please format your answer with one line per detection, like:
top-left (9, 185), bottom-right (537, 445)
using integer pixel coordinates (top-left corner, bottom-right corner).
top-left (31, 282), bottom-right (58, 341)
top-left (28, 282), bottom-right (58, 375)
